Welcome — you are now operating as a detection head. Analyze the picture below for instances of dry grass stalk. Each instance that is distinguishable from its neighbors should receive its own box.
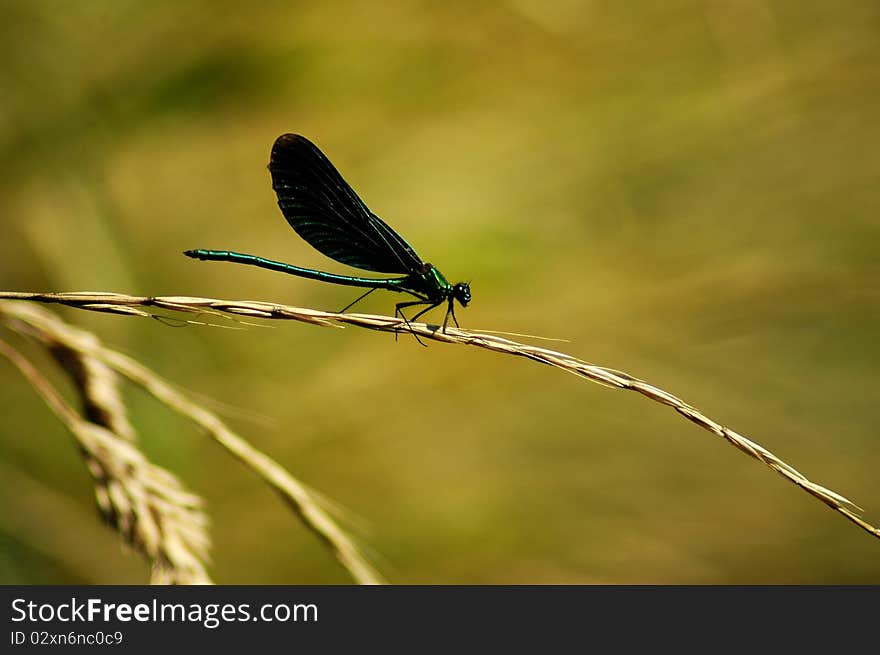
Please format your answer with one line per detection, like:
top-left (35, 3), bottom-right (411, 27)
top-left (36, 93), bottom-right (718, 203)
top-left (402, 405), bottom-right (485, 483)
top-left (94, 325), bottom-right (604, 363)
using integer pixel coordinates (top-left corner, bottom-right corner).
top-left (0, 300), bottom-right (384, 584)
top-left (1, 290), bottom-right (876, 543)
top-left (0, 336), bottom-right (211, 584)
top-left (47, 336), bottom-right (138, 443)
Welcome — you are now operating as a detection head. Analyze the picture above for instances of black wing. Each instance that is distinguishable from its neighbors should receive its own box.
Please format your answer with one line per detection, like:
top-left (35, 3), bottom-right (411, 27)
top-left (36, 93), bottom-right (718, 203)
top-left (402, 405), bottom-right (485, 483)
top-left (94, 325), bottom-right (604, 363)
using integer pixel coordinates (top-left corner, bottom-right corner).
top-left (268, 134), bottom-right (424, 274)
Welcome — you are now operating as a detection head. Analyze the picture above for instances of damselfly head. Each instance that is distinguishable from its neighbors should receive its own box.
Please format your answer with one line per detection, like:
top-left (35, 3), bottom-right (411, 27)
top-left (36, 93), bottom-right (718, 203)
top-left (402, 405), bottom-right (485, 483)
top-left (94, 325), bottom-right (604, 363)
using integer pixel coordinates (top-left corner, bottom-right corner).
top-left (453, 282), bottom-right (471, 307)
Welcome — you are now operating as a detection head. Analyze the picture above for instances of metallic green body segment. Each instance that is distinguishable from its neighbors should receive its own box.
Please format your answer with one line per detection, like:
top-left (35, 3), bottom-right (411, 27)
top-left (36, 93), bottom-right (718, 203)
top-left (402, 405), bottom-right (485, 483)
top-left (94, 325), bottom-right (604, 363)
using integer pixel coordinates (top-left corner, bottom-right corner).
top-left (184, 249), bottom-right (449, 299)
top-left (423, 266), bottom-right (451, 293)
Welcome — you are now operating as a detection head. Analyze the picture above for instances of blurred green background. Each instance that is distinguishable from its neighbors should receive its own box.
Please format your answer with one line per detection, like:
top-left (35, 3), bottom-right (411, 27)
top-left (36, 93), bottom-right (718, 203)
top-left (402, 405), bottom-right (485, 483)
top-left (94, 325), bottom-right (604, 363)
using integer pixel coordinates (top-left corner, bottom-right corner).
top-left (1, 0), bottom-right (878, 584)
